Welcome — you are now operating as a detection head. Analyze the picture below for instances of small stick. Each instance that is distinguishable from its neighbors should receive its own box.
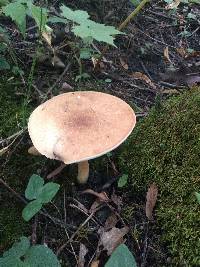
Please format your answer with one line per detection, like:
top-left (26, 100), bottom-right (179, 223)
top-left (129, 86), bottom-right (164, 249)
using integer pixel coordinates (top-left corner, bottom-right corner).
top-left (94, 0), bottom-right (150, 70)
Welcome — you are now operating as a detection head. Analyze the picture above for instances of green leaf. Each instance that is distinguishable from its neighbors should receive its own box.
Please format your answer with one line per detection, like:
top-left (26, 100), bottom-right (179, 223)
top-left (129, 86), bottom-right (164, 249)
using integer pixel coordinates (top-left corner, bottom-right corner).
top-left (25, 245), bottom-right (61, 267)
top-left (131, 0), bottom-right (142, 7)
top-left (30, 4), bottom-right (48, 31)
top-left (105, 244), bottom-right (137, 267)
top-left (2, 1), bottom-right (27, 36)
top-left (25, 174), bottom-right (44, 200)
top-left (80, 47), bottom-right (92, 59)
top-left (22, 199), bottom-right (42, 221)
top-left (195, 192), bottom-right (200, 204)
top-left (0, 0), bottom-right (9, 7)
top-left (118, 174), bottom-right (128, 188)
top-left (37, 182), bottom-right (60, 203)
top-left (3, 237), bottom-right (30, 258)
top-left (48, 16), bottom-right (68, 24)
top-left (0, 56), bottom-right (10, 70)
top-left (60, 5), bottom-right (89, 24)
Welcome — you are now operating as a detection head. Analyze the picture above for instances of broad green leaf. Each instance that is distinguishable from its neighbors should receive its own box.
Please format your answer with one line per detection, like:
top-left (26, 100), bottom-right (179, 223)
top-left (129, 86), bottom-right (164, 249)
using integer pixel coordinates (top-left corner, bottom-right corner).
top-left (118, 174), bottom-right (128, 188)
top-left (25, 245), bottom-right (61, 267)
top-left (30, 4), bottom-right (48, 31)
top-left (105, 244), bottom-right (137, 267)
top-left (25, 174), bottom-right (44, 200)
top-left (0, 56), bottom-right (10, 70)
top-left (195, 192), bottom-right (200, 203)
top-left (2, 1), bottom-right (27, 36)
top-left (3, 237), bottom-right (30, 258)
top-left (60, 5), bottom-right (89, 24)
top-left (80, 47), bottom-right (92, 59)
top-left (0, 0), bottom-right (9, 7)
top-left (48, 16), bottom-right (68, 24)
top-left (73, 20), bottom-right (122, 46)
top-left (22, 199), bottom-right (42, 221)
top-left (37, 182), bottom-right (60, 203)
top-left (131, 0), bottom-right (142, 6)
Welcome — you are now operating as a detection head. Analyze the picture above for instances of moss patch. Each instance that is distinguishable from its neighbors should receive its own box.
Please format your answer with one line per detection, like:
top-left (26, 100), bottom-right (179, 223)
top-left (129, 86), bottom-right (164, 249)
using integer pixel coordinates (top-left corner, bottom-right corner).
top-left (0, 79), bottom-right (43, 252)
top-left (118, 87), bottom-right (200, 266)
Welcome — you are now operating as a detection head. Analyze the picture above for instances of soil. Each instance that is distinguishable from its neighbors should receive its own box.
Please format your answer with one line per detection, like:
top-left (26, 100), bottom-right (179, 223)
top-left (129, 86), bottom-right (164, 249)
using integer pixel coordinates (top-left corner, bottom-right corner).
top-left (0, 0), bottom-right (199, 266)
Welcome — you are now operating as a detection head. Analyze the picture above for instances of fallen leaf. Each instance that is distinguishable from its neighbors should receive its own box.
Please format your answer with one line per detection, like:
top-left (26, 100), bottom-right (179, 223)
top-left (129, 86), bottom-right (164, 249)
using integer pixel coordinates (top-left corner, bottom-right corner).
top-left (61, 82), bottom-right (73, 91)
top-left (99, 226), bottom-right (129, 255)
top-left (163, 47), bottom-right (171, 63)
top-left (42, 31), bottom-right (52, 47)
top-left (28, 146), bottom-right (41, 156)
top-left (0, 146), bottom-right (9, 156)
top-left (119, 58), bottom-right (128, 70)
top-left (166, 0), bottom-right (181, 9)
top-left (145, 183), bottom-right (158, 220)
top-left (89, 199), bottom-right (102, 213)
top-left (104, 214), bottom-right (118, 231)
top-left (78, 243), bottom-right (88, 267)
top-left (130, 72), bottom-right (157, 90)
top-left (111, 191), bottom-right (123, 211)
top-left (52, 55), bottom-right (65, 68)
top-left (90, 260), bottom-right (99, 267)
top-left (176, 47), bottom-right (187, 58)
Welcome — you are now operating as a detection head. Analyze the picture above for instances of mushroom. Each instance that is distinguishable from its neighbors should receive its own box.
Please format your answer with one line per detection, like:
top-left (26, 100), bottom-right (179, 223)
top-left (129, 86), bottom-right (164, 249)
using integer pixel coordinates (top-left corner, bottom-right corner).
top-left (28, 91), bottom-right (136, 183)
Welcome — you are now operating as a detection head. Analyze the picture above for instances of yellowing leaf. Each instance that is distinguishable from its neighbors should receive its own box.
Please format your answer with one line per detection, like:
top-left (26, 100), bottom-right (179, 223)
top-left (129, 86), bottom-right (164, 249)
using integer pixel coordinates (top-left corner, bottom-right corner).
top-left (145, 183), bottom-right (158, 220)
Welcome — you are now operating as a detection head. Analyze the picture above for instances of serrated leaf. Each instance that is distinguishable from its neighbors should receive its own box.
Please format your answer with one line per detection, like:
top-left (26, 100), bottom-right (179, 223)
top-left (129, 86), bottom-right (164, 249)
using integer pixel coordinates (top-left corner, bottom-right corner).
top-left (3, 237), bottom-right (30, 258)
top-left (195, 192), bottom-right (200, 203)
top-left (60, 5), bottom-right (89, 24)
top-left (73, 21), bottom-right (122, 46)
top-left (25, 174), bottom-right (44, 200)
top-left (48, 16), bottom-right (68, 24)
top-left (131, 0), bottom-right (142, 6)
top-left (22, 199), bottom-right (42, 221)
top-left (30, 4), bottom-right (48, 31)
top-left (2, 1), bottom-right (27, 36)
top-left (37, 182), bottom-right (60, 203)
top-left (105, 244), bottom-right (137, 267)
top-left (0, 56), bottom-right (10, 70)
top-left (25, 245), bottom-right (61, 267)
top-left (118, 174), bottom-right (128, 188)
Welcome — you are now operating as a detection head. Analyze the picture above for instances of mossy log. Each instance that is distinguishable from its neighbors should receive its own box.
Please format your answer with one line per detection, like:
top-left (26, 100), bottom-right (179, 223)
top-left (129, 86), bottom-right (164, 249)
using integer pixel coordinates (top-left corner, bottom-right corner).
top-left (118, 87), bottom-right (200, 266)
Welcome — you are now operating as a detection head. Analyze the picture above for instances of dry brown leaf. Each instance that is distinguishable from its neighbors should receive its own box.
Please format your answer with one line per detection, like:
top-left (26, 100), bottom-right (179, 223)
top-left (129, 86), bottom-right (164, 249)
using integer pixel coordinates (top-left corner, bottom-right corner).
top-left (90, 260), bottom-right (100, 267)
top-left (78, 243), bottom-right (88, 267)
top-left (163, 47), bottom-right (171, 62)
top-left (176, 47), bottom-right (187, 58)
top-left (130, 72), bottom-right (157, 90)
top-left (145, 183), bottom-right (158, 220)
top-left (99, 226), bottom-right (129, 255)
top-left (42, 31), bottom-right (52, 47)
top-left (119, 58), bottom-right (128, 70)
top-left (28, 146), bottom-right (41, 156)
top-left (104, 214), bottom-right (118, 231)
top-left (52, 55), bottom-right (65, 69)
top-left (0, 146), bottom-right (9, 156)
top-left (82, 189), bottom-right (110, 202)
top-left (166, 0), bottom-right (181, 9)
top-left (89, 200), bottom-right (102, 213)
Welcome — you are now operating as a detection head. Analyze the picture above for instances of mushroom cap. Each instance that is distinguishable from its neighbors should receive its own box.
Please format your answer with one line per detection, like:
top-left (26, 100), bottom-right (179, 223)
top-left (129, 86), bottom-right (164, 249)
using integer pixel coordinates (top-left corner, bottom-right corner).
top-left (28, 91), bottom-right (136, 164)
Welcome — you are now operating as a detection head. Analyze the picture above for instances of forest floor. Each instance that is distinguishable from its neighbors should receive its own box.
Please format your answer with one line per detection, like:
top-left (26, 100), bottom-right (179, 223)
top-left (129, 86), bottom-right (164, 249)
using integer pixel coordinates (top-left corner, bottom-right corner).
top-left (0, 0), bottom-right (200, 266)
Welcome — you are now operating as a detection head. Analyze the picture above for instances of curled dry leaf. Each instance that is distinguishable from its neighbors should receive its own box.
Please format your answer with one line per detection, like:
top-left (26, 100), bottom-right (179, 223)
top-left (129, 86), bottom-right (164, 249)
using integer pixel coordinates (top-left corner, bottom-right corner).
top-left (130, 72), bottom-right (157, 90)
top-left (165, 0), bottom-right (181, 10)
top-left (119, 57), bottom-right (128, 70)
top-left (99, 226), bottom-right (129, 255)
top-left (90, 260), bottom-right (100, 267)
top-left (78, 243), bottom-right (88, 267)
top-left (163, 47), bottom-right (171, 63)
top-left (104, 213), bottom-right (118, 231)
top-left (145, 183), bottom-right (158, 220)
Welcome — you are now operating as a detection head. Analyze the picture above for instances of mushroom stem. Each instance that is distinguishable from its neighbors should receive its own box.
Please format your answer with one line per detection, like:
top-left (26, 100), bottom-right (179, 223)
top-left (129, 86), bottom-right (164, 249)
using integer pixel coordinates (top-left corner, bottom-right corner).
top-left (77, 161), bottom-right (89, 184)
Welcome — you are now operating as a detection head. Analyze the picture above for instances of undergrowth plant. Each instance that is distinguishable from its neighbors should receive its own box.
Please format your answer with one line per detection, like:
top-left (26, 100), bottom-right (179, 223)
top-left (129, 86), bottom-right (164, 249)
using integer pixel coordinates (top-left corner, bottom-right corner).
top-left (0, 174), bottom-right (137, 266)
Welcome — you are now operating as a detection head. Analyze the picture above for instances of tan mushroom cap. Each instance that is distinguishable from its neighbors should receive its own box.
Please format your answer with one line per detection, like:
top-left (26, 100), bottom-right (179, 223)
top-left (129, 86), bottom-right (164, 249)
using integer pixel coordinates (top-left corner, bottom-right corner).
top-left (28, 91), bottom-right (136, 164)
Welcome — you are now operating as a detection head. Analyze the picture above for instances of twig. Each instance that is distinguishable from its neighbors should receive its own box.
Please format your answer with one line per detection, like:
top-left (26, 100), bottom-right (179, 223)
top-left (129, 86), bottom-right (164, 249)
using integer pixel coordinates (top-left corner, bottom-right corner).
top-left (47, 163), bottom-right (66, 179)
top-left (44, 62), bottom-right (71, 100)
top-left (94, 0), bottom-right (150, 70)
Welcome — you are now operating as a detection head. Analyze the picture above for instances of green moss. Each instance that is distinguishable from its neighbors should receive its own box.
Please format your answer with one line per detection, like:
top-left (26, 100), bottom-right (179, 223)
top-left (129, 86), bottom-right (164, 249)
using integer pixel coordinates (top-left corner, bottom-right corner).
top-left (0, 79), bottom-right (44, 252)
top-left (118, 87), bottom-right (200, 266)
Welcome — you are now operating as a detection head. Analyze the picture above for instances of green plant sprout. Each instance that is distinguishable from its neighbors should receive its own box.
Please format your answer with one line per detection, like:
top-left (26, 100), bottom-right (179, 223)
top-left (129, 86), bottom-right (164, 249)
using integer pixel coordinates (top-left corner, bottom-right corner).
top-left (22, 174), bottom-right (60, 221)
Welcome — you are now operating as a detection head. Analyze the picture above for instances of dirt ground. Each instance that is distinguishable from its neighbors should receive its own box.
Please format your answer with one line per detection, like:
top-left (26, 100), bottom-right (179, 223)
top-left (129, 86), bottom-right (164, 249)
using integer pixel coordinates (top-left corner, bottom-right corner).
top-left (0, 0), bottom-right (200, 266)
